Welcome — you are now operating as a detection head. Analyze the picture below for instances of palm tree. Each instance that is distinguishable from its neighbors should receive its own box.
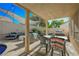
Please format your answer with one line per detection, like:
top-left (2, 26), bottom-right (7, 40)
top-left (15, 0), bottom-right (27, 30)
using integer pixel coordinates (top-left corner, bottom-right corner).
top-left (48, 20), bottom-right (64, 28)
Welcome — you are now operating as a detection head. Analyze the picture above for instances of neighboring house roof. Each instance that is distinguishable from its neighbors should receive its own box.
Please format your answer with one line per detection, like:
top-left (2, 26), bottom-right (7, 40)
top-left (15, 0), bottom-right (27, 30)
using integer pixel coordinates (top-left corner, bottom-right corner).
top-left (0, 16), bottom-right (12, 22)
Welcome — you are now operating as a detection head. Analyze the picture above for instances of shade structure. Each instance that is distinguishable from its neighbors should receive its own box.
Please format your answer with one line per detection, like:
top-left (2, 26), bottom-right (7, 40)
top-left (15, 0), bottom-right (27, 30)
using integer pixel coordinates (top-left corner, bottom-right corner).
top-left (0, 3), bottom-right (26, 18)
top-left (0, 3), bottom-right (33, 24)
top-left (20, 3), bottom-right (79, 20)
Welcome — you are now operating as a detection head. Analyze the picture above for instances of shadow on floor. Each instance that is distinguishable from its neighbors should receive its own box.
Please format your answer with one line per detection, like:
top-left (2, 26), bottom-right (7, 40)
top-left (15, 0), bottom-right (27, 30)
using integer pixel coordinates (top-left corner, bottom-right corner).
top-left (7, 39), bottom-right (39, 54)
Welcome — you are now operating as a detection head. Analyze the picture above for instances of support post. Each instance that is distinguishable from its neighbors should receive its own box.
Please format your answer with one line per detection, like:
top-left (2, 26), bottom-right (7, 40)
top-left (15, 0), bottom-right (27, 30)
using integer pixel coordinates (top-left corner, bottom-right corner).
top-left (45, 19), bottom-right (48, 35)
top-left (25, 8), bottom-right (30, 54)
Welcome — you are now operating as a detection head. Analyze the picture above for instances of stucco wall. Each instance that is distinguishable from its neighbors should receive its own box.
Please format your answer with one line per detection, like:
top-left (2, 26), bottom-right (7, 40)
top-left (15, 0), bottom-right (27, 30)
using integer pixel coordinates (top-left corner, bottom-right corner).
top-left (0, 21), bottom-right (25, 40)
top-left (70, 11), bottom-right (79, 42)
top-left (0, 21), bottom-right (25, 34)
top-left (60, 22), bottom-right (69, 34)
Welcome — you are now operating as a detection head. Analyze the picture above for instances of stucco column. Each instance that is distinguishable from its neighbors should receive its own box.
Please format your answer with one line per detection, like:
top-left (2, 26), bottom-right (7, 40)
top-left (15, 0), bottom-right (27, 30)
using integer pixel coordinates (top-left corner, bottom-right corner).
top-left (25, 8), bottom-right (30, 54)
top-left (45, 19), bottom-right (48, 35)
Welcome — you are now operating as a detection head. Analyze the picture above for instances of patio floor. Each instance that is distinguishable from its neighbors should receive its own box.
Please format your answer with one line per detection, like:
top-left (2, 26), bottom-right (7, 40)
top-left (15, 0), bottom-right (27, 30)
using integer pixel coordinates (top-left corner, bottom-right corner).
top-left (0, 37), bottom-right (39, 56)
top-left (27, 41), bottom-right (79, 56)
top-left (0, 36), bottom-right (79, 56)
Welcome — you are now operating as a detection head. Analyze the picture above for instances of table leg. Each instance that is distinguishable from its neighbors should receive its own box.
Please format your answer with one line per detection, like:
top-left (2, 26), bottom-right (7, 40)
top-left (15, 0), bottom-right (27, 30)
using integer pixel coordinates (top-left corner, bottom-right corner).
top-left (46, 44), bottom-right (48, 54)
top-left (51, 48), bottom-right (53, 56)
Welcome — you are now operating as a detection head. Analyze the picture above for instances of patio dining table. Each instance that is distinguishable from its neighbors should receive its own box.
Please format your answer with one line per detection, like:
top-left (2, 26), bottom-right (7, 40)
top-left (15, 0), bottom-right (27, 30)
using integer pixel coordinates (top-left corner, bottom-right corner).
top-left (55, 35), bottom-right (68, 40)
top-left (44, 35), bottom-right (68, 40)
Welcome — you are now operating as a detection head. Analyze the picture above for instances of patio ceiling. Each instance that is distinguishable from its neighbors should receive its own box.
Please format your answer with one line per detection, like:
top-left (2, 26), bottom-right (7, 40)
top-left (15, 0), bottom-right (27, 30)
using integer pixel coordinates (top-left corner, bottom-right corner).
top-left (19, 3), bottom-right (79, 20)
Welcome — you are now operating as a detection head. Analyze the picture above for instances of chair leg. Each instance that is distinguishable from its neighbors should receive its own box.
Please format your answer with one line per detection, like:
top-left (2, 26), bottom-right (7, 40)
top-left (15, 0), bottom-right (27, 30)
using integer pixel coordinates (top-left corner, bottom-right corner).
top-left (63, 50), bottom-right (65, 56)
top-left (62, 50), bottom-right (65, 56)
top-left (46, 44), bottom-right (48, 54)
top-left (49, 42), bottom-right (51, 51)
top-left (62, 51), bottom-right (63, 56)
top-left (51, 48), bottom-right (53, 56)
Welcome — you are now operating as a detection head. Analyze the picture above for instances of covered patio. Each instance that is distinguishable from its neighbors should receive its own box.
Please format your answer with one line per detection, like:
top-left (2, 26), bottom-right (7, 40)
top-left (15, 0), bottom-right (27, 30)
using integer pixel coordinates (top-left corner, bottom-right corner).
top-left (0, 3), bottom-right (79, 56)
top-left (15, 3), bottom-right (79, 56)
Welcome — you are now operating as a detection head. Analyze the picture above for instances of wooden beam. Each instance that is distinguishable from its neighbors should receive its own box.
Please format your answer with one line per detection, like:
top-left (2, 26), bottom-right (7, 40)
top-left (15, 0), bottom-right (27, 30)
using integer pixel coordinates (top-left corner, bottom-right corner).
top-left (15, 3), bottom-right (30, 54)
top-left (15, 3), bottom-right (45, 21)
top-left (45, 19), bottom-right (48, 35)
top-left (25, 9), bottom-right (30, 54)
top-left (15, 3), bottom-right (28, 10)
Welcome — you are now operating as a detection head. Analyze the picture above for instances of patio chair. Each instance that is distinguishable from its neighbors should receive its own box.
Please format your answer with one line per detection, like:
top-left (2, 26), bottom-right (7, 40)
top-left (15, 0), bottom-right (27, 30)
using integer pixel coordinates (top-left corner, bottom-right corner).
top-left (37, 34), bottom-right (48, 54)
top-left (29, 33), bottom-right (36, 44)
top-left (50, 37), bottom-right (66, 56)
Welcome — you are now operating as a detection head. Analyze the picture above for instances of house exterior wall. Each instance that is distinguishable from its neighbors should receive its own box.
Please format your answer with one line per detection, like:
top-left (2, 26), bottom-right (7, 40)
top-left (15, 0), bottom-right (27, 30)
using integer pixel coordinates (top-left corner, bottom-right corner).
top-left (69, 11), bottom-right (79, 42)
top-left (0, 21), bottom-right (25, 34)
top-left (0, 20), bottom-right (25, 40)
top-left (60, 21), bottom-right (69, 34)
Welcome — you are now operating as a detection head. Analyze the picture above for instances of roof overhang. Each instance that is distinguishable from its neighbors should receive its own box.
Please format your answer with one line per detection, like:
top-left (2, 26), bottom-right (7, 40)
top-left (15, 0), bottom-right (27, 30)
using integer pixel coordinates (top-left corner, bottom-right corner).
top-left (16, 3), bottom-right (79, 20)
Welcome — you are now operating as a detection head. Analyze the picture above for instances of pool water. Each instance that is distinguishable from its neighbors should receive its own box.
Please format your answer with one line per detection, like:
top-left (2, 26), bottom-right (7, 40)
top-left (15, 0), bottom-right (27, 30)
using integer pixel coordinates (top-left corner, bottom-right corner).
top-left (0, 44), bottom-right (7, 55)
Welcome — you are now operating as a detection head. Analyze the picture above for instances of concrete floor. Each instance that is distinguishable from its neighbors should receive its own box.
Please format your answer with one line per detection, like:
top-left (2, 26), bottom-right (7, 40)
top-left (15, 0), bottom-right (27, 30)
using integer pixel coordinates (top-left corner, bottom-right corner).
top-left (0, 37), bottom-right (39, 56)
top-left (29, 41), bottom-right (79, 56)
top-left (0, 38), bottom-right (26, 56)
top-left (0, 37), bottom-right (78, 56)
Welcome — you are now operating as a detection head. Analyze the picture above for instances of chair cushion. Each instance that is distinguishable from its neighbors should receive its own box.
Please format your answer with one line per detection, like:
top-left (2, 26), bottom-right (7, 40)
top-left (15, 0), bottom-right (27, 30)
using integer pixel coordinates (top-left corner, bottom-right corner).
top-left (50, 37), bottom-right (65, 49)
top-left (51, 44), bottom-right (64, 49)
top-left (50, 38), bottom-right (64, 45)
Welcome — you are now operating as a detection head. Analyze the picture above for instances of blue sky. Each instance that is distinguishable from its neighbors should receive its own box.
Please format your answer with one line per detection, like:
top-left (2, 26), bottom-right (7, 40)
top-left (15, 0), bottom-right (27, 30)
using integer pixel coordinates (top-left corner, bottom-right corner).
top-left (0, 3), bottom-right (33, 24)
top-left (0, 11), bottom-right (20, 24)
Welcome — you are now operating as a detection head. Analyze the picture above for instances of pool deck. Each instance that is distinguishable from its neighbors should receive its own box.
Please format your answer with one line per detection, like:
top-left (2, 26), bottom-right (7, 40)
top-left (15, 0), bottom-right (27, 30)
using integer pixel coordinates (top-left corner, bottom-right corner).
top-left (0, 38), bottom-right (40, 56)
top-left (0, 37), bottom-right (79, 56)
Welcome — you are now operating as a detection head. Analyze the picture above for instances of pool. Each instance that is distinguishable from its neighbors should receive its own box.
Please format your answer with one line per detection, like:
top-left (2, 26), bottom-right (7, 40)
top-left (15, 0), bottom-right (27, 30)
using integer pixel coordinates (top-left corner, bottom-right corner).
top-left (0, 44), bottom-right (7, 55)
